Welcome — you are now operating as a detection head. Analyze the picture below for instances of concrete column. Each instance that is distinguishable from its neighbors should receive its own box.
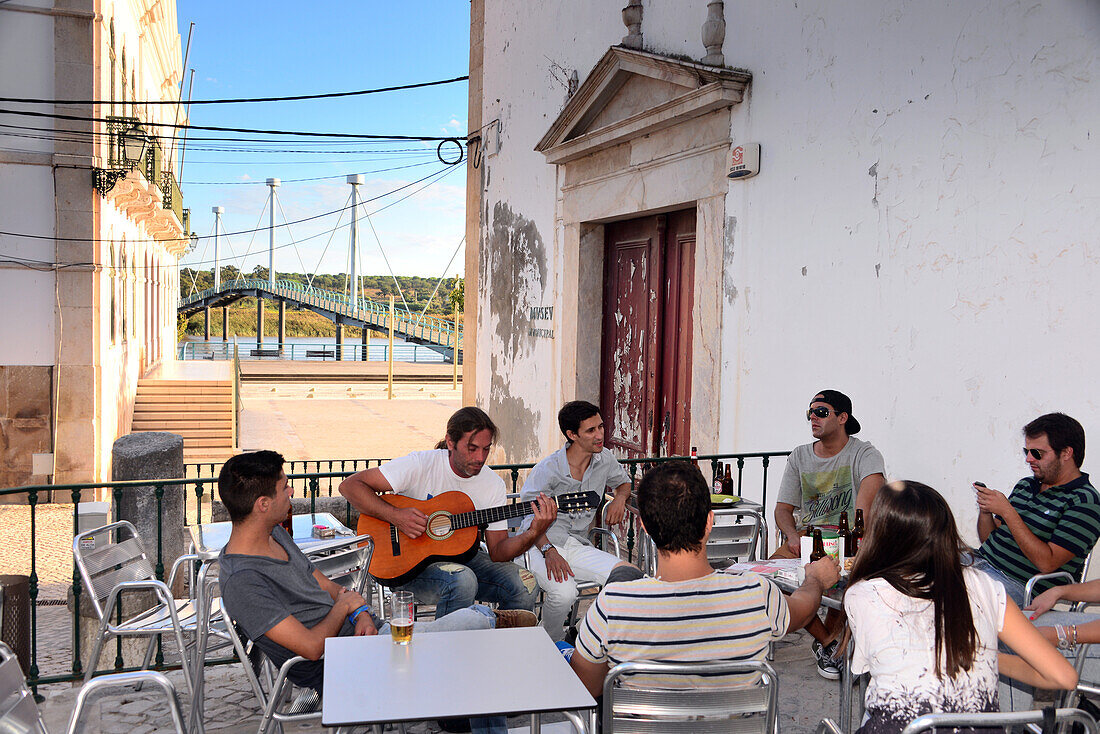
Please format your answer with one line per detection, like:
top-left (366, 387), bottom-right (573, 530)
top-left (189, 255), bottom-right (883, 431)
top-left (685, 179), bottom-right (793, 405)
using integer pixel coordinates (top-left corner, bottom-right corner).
top-left (76, 432), bottom-right (186, 672)
top-left (361, 327), bottom-right (369, 361)
top-left (335, 324), bottom-right (344, 360)
top-left (203, 306), bottom-right (210, 341)
top-left (256, 296), bottom-right (264, 348)
top-left (221, 306), bottom-right (229, 341)
top-left (278, 300), bottom-right (286, 349)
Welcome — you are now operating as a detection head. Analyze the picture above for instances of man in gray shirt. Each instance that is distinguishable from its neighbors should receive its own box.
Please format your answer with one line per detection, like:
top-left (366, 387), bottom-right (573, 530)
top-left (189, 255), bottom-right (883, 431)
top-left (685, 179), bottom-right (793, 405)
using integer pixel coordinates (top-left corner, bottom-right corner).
top-left (217, 449), bottom-right (535, 722)
top-left (521, 401), bottom-right (640, 641)
top-left (772, 389), bottom-right (886, 679)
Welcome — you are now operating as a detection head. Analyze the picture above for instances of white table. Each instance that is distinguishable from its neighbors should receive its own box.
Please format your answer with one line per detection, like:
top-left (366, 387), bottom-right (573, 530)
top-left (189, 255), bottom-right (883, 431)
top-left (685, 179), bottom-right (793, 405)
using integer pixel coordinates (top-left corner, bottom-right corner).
top-left (322, 627), bottom-right (595, 731)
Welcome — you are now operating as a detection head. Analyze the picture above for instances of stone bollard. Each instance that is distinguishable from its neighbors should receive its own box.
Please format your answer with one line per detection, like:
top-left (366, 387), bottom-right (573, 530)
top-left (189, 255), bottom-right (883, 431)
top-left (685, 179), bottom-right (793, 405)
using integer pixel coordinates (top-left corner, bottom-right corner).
top-left (70, 432), bottom-right (186, 674)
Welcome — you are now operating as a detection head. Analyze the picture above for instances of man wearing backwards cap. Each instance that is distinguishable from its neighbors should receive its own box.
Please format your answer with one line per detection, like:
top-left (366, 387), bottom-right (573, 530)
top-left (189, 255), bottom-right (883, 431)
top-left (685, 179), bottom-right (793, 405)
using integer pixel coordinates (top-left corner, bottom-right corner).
top-left (772, 389), bottom-right (886, 678)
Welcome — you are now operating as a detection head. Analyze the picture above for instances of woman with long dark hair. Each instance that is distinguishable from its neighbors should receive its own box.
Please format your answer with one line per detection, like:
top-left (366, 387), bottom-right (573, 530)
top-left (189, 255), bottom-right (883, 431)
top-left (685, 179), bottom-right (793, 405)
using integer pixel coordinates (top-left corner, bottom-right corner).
top-left (845, 480), bottom-right (1076, 733)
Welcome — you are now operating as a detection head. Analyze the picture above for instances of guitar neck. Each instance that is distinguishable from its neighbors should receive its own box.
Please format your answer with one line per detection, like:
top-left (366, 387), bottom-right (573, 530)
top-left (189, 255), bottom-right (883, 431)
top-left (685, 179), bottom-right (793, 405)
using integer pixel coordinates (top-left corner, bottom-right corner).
top-left (452, 500), bottom-right (534, 531)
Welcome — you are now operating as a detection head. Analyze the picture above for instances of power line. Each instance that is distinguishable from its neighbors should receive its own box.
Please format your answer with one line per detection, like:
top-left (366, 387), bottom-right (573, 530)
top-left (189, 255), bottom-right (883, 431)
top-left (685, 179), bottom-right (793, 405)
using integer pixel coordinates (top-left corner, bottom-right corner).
top-left (0, 75), bottom-right (469, 106)
top-left (0, 107), bottom-right (463, 141)
top-left (0, 162), bottom-right (461, 247)
top-left (184, 159), bottom-right (441, 185)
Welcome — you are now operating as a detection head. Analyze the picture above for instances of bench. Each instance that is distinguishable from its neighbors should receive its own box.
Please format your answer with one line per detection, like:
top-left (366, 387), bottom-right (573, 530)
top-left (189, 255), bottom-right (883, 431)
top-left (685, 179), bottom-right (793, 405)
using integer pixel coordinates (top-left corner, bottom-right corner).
top-left (250, 348), bottom-right (282, 357)
top-left (306, 350), bottom-right (335, 359)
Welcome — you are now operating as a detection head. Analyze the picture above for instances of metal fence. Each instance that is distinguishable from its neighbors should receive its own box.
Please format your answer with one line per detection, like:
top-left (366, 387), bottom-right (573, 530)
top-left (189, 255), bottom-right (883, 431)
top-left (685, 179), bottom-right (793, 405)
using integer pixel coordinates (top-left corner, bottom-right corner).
top-left (3, 450), bottom-right (787, 694)
top-left (178, 340), bottom-right (448, 363)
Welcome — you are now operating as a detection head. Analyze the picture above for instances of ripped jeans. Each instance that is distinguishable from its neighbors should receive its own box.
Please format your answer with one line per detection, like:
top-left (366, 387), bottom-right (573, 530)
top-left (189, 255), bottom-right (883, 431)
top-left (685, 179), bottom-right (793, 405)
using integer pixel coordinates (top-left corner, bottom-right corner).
top-left (395, 549), bottom-right (537, 619)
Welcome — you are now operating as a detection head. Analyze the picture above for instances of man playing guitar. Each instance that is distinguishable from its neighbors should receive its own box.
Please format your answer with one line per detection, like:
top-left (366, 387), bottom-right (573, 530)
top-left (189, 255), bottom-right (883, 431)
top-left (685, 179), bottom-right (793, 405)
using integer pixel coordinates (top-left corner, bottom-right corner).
top-left (339, 406), bottom-right (557, 619)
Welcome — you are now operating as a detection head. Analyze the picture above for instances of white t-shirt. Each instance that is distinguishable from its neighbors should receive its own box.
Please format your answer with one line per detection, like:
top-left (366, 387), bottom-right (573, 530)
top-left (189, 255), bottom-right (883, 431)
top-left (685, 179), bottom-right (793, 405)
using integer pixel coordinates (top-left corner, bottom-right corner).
top-left (845, 567), bottom-right (1006, 733)
top-left (379, 449), bottom-right (508, 532)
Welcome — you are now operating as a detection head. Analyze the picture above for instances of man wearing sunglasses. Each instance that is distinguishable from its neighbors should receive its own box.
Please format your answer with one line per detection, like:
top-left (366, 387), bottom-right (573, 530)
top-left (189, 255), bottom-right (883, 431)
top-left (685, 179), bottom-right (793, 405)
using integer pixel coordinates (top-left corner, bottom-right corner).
top-left (772, 389), bottom-right (886, 678)
top-left (973, 412), bottom-right (1100, 608)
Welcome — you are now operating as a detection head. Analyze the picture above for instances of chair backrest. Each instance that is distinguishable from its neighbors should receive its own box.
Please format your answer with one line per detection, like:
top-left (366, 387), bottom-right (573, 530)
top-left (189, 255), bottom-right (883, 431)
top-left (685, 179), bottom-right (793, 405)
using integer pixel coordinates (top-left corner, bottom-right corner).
top-left (305, 535), bottom-right (375, 597)
top-left (707, 508), bottom-right (764, 567)
top-left (73, 520), bottom-right (156, 620)
top-left (0, 641), bottom-right (48, 734)
top-left (602, 658), bottom-right (779, 734)
top-left (901, 707), bottom-right (1098, 734)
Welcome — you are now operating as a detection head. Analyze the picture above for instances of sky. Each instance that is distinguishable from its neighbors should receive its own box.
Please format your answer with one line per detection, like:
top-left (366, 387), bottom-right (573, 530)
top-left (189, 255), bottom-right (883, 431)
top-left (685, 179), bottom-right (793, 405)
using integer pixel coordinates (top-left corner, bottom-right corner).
top-left (175, 1), bottom-right (470, 286)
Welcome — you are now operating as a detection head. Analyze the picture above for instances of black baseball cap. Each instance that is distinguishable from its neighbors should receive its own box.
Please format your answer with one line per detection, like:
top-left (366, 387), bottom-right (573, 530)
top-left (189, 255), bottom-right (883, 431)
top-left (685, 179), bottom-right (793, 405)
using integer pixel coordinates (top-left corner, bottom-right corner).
top-left (811, 390), bottom-right (861, 435)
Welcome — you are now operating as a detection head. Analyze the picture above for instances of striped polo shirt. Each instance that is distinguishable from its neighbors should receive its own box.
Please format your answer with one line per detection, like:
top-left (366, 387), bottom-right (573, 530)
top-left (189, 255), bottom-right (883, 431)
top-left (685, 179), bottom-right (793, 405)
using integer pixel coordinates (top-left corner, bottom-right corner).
top-left (574, 571), bottom-right (789, 689)
top-left (978, 473), bottom-right (1100, 594)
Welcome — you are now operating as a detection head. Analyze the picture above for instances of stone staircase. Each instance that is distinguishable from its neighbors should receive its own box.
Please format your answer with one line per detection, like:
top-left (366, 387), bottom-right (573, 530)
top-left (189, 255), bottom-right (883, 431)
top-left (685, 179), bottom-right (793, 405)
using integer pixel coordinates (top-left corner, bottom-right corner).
top-left (131, 377), bottom-right (236, 461)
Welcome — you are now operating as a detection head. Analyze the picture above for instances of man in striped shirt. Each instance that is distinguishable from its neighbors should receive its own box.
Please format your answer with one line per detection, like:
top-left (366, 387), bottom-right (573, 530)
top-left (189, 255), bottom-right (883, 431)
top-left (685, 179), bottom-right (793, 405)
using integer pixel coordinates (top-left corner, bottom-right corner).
top-left (975, 413), bottom-right (1100, 607)
top-left (568, 460), bottom-right (840, 693)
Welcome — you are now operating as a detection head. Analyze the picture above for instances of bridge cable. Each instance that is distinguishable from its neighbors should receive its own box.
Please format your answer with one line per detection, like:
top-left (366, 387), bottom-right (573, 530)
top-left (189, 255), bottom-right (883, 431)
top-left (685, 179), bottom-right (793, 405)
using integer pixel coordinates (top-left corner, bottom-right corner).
top-left (230, 200), bottom-right (272, 286)
top-left (416, 235), bottom-right (465, 325)
top-left (362, 209), bottom-right (412, 314)
top-left (273, 193), bottom-right (313, 285)
top-left (303, 191), bottom-right (352, 290)
top-left (185, 220), bottom-right (215, 296)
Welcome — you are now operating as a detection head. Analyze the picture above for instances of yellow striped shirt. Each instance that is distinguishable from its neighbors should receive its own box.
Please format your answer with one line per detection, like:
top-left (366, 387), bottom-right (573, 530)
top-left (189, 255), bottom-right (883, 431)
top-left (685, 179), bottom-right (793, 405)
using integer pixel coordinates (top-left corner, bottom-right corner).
top-left (574, 571), bottom-right (789, 688)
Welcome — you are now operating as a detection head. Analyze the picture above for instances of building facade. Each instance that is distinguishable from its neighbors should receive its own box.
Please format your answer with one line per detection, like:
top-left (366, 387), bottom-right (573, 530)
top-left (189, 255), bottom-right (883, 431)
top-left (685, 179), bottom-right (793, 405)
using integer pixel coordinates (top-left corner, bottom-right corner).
top-left (0, 0), bottom-right (187, 487)
top-left (465, 1), bottom-right (1100, 530)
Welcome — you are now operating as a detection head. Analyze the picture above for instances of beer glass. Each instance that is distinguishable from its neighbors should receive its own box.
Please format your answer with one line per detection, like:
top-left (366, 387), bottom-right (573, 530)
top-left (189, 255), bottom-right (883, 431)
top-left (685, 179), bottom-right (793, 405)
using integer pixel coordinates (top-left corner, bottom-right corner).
top-left (389, 590), bottom-right (414, 645)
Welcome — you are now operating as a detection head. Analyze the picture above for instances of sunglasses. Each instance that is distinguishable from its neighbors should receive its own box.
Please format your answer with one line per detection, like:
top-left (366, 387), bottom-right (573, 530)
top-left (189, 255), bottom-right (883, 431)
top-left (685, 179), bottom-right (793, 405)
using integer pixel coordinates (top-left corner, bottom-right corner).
top-left (806, 407), bottom-right (838, 420)
top-left (1023, 447), bottom-right (1048, 461)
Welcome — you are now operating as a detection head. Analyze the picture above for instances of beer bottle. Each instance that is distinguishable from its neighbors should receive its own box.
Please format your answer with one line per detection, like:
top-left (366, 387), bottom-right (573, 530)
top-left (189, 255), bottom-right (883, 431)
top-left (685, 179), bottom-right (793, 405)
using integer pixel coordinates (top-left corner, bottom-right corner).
top-left (853, 509), bottom-right (865, 552)
top-left (713, 463), bottom-right (724, 494)
top-left (722, 465), bottom-right (734, 496)
top-left (281, 506), bottom-right (294, 537)
top-left (809, 528), bottom-right (827, 561)
top-left (839, 511), bottom-right (854, 559)
top-left (691, 446), bottom-right (699, 468)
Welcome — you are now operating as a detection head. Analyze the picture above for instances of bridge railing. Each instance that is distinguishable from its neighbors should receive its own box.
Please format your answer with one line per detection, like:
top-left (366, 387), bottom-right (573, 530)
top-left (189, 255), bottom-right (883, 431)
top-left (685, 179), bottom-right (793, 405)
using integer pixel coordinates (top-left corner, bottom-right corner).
top-left (179, 279), bottom-right (462, 351)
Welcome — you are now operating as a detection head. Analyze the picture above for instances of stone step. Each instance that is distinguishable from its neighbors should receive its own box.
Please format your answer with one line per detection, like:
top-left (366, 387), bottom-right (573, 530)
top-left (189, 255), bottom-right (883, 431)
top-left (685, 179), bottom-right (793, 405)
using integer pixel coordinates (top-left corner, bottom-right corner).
top-left (134, 395), bottom-right (233, 406)
top-left (138, 379), bottom-right (232, 388)
top-left (132, 419), bottom-right (232, 430)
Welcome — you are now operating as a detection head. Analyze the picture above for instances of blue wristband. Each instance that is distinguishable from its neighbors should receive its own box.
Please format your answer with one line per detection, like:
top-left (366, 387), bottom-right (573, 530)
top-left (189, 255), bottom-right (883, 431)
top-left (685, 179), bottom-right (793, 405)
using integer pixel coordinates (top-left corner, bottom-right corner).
top-left (348, 604), bottom-right (371, 626)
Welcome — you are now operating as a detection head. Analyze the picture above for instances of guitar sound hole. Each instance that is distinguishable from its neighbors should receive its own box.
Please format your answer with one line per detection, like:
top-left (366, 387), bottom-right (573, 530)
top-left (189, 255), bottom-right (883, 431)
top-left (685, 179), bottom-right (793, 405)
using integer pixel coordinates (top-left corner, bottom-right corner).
top-left (427, 513), bottom-right (454, 540)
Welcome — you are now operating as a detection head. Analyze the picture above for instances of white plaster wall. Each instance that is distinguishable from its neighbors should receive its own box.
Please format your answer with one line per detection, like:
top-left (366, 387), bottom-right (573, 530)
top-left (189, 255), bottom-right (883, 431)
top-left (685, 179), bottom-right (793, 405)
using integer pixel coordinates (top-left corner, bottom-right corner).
top-left (720, 0), bottom-right (1100, 540)
top-left (0, 3), bottom-right (56, 365)
top-left (479, 0), bottom-right (1100, 543)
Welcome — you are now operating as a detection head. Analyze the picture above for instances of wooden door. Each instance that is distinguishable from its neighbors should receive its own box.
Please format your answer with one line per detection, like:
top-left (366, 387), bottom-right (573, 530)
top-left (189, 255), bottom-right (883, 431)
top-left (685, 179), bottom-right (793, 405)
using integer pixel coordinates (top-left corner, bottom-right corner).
top-left (600, 209), bottom-right (695, 458)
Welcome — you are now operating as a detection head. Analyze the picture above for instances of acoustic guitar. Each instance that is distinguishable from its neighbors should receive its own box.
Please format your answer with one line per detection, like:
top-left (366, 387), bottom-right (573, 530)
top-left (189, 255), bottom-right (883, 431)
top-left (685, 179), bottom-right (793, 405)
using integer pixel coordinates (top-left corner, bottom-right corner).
top-left (356, 490), bottom-right (601, 587)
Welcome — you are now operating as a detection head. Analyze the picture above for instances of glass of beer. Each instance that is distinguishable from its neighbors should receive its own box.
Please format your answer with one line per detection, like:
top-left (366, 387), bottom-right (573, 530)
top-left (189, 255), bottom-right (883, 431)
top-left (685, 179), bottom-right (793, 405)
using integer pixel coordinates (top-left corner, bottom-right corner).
top-left (389, 590), bottom-right (414, 645)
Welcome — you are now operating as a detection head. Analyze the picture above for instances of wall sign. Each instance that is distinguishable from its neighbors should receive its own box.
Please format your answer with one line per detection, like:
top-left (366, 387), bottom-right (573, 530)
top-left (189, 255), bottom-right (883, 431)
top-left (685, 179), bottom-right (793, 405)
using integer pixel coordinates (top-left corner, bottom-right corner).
top-left (528, 305), bottom-right (555, 338)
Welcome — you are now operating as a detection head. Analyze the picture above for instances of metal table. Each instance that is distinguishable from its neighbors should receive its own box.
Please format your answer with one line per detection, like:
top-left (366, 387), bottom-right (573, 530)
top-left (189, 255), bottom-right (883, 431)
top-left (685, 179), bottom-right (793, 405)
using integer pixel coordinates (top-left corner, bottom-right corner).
top-left (188, 512), bottom-right (357, 559)
top-left (322, 627), bottom-right (594, 732)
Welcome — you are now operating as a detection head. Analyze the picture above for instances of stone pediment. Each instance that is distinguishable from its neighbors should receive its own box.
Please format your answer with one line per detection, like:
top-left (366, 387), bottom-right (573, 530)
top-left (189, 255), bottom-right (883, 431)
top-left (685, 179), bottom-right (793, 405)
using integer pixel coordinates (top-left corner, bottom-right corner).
top-left (535, 46), bottom-right (751, 165)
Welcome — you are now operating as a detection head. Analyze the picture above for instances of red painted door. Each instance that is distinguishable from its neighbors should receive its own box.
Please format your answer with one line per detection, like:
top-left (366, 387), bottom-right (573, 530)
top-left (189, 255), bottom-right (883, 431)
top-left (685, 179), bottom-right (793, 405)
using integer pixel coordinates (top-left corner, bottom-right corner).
top-left (600, 209), bottom-right (695, 458)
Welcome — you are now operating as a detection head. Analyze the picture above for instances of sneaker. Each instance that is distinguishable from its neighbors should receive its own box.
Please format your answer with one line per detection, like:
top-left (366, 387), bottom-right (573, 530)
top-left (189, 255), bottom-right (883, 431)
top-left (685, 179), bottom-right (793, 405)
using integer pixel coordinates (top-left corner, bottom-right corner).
top-left (494, 609), bottom-right (537, 629)
top-left (813, 639), bottom-right (841, 680)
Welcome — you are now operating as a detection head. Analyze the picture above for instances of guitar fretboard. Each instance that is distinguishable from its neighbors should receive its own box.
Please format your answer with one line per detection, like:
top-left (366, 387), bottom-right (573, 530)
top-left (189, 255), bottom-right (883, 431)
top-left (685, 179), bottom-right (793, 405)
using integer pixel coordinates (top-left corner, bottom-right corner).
top-left (450, 501), bottom-right (536, 530)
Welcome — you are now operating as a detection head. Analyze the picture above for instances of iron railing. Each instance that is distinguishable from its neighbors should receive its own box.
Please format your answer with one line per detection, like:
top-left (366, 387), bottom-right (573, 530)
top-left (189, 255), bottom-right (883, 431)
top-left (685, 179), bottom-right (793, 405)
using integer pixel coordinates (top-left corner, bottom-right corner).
top-left (178, 279), bottom-right (462, 354)
top-left (177, 340), bottom-right (448, 363)
top-left (3, 450), bottom-right (787, 695)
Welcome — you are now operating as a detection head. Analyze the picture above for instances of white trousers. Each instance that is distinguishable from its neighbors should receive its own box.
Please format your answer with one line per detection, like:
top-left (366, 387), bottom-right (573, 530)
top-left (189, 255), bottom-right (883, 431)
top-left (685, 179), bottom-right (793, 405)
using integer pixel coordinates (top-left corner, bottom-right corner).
top-left (526, 535), bottom-right (622, 642)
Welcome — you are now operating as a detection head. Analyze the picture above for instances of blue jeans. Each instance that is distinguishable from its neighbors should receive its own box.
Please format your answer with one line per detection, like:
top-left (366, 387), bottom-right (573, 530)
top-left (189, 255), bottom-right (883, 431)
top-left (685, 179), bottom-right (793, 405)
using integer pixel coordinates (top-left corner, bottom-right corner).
top-left (966, 552), bottom-right (1028, 608)
top-left (395, 549), bottom-right (537, 619)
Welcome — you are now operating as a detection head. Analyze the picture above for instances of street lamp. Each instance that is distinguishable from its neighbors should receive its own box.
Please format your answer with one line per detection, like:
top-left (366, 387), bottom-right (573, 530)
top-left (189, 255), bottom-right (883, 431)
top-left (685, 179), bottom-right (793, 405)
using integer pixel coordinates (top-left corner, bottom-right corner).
top-left (93, 122), bottom-right (150, 195)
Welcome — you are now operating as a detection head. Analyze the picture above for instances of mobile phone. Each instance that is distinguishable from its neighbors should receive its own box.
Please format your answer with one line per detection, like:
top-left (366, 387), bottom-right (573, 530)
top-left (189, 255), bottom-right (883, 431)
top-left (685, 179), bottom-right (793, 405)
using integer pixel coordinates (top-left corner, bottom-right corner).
top-left (974, 481), bottom-right (987, 489)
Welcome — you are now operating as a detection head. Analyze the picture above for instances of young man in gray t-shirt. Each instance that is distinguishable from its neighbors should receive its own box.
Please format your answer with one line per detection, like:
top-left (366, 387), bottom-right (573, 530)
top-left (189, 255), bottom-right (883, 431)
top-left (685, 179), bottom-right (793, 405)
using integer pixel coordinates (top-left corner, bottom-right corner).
top-left (771, 390), bottom-right (886, 679)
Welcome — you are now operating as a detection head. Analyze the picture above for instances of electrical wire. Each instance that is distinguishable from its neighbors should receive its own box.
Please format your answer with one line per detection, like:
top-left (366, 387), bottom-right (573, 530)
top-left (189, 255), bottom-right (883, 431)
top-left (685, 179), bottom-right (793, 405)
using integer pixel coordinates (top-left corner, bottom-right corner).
top-left (0, 107), bottom-right (462, 141)
top-left (0, 75), bottom-right (468, 106)
top-left (0, 163), bottom-right (458, 245)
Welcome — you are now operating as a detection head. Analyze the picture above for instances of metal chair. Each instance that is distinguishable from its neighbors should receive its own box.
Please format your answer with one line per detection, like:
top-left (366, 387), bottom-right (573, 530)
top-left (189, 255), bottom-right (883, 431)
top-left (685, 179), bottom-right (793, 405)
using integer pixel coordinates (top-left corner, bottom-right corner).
top-left (218, 535), bottom-right (376, 734)
top-left (1024, 539), bottom-right (1100, 607)
top-left (707, 508), bottom-right (766, 569)
top-left (0, 640), bottom-right (185, 734)
top-left (601, 659), bottom-right (779, 733)
top-left (899, 707), bottom-right (1098, 733)
top-left (72, 520), bottom-right (204, 692)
